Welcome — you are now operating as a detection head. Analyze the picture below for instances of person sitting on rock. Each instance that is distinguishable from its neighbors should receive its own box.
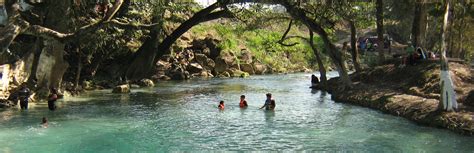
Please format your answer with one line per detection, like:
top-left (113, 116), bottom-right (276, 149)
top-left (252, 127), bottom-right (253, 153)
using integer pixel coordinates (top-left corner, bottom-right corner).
top-left (311, 74), bottom-right (319, 86)
top-left (218, 101), bottom-right (225, 110)
top-left (260, 93), bottom-right (275, 110)
top-left (48, 88), bottom-right (58, 111)
top-left (239, 95), bottom-right (248, 108)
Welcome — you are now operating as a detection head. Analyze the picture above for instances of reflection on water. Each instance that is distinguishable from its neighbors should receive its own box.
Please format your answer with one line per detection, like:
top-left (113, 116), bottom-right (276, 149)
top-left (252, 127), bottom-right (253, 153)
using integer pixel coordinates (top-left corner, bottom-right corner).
top-left (0, 72), bottom-right (473, 152)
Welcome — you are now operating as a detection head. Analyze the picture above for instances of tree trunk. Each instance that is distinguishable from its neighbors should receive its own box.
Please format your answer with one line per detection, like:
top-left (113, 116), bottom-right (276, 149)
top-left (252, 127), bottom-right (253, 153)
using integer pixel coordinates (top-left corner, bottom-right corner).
top-left (457, 2), bottom-right (467, 59)
top-left (126, 2), bottom-right (233, 80)
top-left (376, 0), bottom-right (384, 63)
top-left (125, 29), bottom-right (160, 80)
top-left (439, 0), bottom-right (457, 112)
top-left (117, 0), bottom-right (131, 17)
top-left (280, 1), bottom-right (351, 87)
top-left (309, 31), bottom-right (327, 84)
top-left (349, 20), bottom-right (362, 73)
top-left (411, 0), bottom-right (427, 48)
top-left (27, 37), bottom-right (44, 87)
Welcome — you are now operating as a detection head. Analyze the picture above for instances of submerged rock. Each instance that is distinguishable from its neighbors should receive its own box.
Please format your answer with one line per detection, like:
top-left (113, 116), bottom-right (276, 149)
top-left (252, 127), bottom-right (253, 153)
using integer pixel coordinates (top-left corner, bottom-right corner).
top-left (218, 72), bottom-right (231, 78)
top-left (130, 84), bottom-right (141, 89)
top-left (139, 79), bottom-right (155, 87)
top-left (112, 84), bottom-right (130, 93)
top-left (0, 99), bottom-right (12, 108)
top-left (229, 69), bottom-right (249, 78)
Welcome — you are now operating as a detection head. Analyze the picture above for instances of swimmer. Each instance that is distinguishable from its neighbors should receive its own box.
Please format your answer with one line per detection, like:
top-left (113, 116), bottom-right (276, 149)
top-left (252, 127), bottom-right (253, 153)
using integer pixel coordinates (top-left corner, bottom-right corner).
top-left (239, 95), bottom-right (248, 108)
top-left (218, 101), bottom-right (225, 110)
top-left (41, 117), bottom-right (48, 128)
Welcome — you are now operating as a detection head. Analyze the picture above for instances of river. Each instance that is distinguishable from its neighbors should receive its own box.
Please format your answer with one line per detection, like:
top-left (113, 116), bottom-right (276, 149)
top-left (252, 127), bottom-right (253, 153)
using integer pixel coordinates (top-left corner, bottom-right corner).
top-left (0, 72), bottom-right (473, 152)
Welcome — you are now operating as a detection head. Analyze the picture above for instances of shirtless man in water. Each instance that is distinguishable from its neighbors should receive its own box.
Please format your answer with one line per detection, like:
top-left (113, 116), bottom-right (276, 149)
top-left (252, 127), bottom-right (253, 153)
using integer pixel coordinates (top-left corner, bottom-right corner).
top-left (260, 93), bottom-right (275, 110)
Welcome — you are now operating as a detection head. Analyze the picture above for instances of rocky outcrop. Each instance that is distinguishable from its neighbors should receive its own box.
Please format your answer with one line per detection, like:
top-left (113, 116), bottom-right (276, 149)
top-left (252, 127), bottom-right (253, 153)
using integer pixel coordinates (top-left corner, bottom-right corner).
top-left (253, 63), bottom-right (268, 75)
top-left (112, 84), bottom-right (130, 93)
top-left (240, 63), bottom-right (255, 74)
top-left (0, 99), bottom-right (13, 108)
top-left (321, 62), bottom-right (474, 135)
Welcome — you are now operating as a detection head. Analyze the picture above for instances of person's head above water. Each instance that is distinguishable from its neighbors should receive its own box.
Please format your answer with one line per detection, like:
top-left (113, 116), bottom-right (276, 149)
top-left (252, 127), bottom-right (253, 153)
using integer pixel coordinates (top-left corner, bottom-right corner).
top-left (266, 93), bottom-right (272, 99)
top-left (42, 117), bottom-right (48, 124)
top-left (240, 95), bottom-right (245, 100)
top-left (220, 101), bottom-right (224, 104)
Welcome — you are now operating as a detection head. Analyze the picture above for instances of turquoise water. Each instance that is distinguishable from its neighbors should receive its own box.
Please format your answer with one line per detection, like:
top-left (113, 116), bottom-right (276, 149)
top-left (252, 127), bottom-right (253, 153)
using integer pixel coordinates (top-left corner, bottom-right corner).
top-left (1, 73), bottom-right (473, 152)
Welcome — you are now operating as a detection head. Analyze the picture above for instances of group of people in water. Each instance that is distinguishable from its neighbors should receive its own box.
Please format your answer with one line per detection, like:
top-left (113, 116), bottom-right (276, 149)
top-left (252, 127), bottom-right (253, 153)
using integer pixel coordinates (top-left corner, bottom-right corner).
top-left (218, 93), bottom-right (276, 110)
top-left (11, 84), bottom-right (58, 128)
top-left (12, 84), bottom-right (59, 111)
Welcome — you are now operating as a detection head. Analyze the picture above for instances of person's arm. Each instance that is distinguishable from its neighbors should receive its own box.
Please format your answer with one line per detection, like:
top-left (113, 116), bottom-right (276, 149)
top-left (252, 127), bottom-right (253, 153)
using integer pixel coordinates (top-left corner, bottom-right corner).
top-left (259, 104), bottom-right (267, 109)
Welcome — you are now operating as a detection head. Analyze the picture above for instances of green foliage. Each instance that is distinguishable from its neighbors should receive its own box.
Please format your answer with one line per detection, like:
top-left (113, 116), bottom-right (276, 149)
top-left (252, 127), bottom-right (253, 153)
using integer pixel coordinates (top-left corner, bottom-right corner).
top-left (191, 21), bottom-right (326, 72)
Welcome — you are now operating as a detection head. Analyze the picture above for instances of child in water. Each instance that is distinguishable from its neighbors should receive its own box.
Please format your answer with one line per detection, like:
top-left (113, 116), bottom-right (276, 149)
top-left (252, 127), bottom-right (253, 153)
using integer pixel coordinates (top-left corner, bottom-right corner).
top-left (218, 101), bottom-right (225, 110)
top-left (41, 117), bottom-right (48, 128)
top-left (239, 95), bottom-right (248, 108)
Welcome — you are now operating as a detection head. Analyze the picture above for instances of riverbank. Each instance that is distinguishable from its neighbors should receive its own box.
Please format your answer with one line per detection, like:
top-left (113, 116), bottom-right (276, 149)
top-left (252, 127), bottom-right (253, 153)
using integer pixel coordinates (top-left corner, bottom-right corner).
top-left (317, 61), bottom-right (474, 135)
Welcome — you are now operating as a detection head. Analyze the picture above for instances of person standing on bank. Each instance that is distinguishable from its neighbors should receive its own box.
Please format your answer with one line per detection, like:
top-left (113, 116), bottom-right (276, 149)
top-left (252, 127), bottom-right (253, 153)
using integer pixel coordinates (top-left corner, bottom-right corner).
top-left (48, 88), bottom-right (58, 111)
top-left (18, 84), bottom-right (31, 110)
top-left (260, 93), bottom-right (275, 110)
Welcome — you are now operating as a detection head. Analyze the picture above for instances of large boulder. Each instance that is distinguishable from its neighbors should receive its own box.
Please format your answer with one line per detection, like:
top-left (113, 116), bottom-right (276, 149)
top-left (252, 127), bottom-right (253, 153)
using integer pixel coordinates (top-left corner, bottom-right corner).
top-left (239, 49), bottom-right (253, 64)
top-left (253, 63), bottom-right (268, 75)
top-left (215, 52), bottom-right (239, 73)
top-left (240, 63), bottom-right (255, 74)
top-left (190, 37), bottom-right (221, 59)
top-left (82, 81), bottom-right (94, 90)
top-left (112, 84), bottom-right (130, 93)
top-left (170, 66), bottom-right (190, 80)
top-left (187, 63), bottom-right (204, 74)
top-left (156, 59), bottom-right (172, 71)
top-left (138, 79), bottom-right (155, 87)
top-left (214, 58), bottom-right (229, 74)
top-left (194, 53), bottom-right (215, 70)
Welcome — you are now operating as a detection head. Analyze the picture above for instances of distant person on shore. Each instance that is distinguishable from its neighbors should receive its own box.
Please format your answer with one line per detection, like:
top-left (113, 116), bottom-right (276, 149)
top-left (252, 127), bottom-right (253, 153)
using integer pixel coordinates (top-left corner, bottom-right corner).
top-left (48, 88), bottom-right (58, 111)
top-left (41, 117), bottom-right (48, 128)
top-left (311, 74), bottom-right (319, 86)
top-left (401, 42), bottom-right (415, 67)
top-left (239, 95), bottom-right (248, 108)
top-left (358, 37), bottom-right (366, 54)
top-left (18, 84), bottom-right (31, 110)
top-left (260, 93), bottom-right (275, 110)
top-left (218, 101), bottom-right (225, 110)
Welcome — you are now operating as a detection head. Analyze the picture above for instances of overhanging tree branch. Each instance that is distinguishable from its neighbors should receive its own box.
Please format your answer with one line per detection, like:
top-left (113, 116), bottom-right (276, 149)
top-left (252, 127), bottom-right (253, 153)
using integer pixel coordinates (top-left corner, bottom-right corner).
top-left (277, 20), bottom-right (299, 47)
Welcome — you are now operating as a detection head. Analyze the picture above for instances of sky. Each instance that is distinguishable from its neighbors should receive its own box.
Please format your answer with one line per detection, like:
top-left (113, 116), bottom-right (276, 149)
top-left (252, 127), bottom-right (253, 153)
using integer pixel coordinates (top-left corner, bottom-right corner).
top-left (195, 0), bottom-right (216, 6)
